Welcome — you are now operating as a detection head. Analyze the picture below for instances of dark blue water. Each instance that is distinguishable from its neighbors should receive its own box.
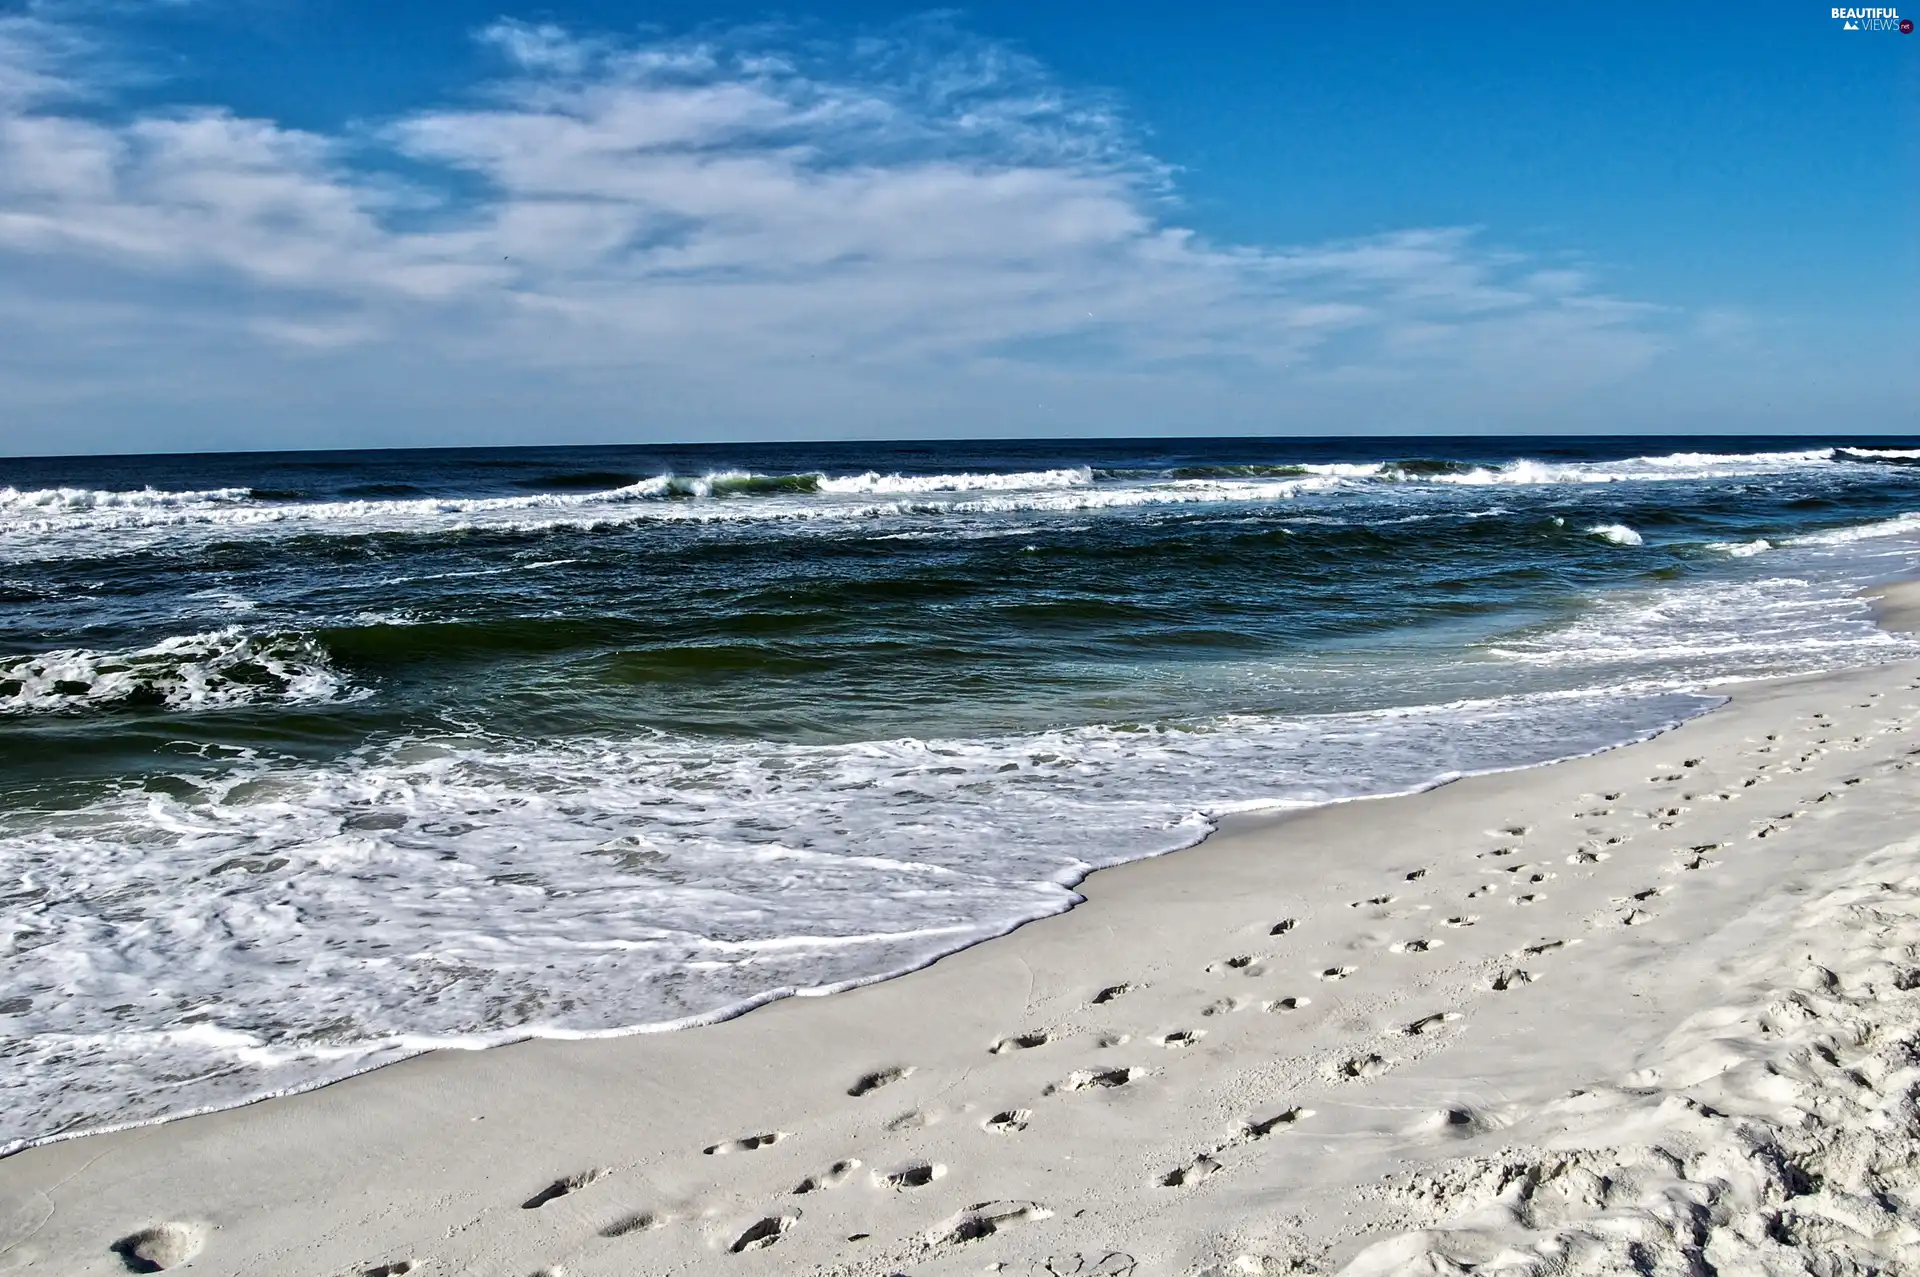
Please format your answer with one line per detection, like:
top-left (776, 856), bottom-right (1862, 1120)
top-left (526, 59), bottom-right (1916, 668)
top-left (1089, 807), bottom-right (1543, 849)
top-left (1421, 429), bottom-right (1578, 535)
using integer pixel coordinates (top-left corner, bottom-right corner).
top-left (3, 434), bottom-right (1919, 1152)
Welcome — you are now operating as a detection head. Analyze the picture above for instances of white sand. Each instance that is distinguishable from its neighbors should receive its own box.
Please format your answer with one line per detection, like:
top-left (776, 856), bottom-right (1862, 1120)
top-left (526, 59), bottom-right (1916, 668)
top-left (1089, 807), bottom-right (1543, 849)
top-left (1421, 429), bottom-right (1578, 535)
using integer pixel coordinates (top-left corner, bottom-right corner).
top-left (6, 656), bottom-right (1920, 1276)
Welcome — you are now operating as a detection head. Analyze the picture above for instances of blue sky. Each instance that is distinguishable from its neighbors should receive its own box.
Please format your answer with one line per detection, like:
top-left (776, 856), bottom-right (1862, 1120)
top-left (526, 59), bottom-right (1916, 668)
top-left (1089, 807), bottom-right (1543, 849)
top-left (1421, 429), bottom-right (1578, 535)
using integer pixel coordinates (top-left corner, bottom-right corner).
top-left (0, 1), bottom-right (1913, 455)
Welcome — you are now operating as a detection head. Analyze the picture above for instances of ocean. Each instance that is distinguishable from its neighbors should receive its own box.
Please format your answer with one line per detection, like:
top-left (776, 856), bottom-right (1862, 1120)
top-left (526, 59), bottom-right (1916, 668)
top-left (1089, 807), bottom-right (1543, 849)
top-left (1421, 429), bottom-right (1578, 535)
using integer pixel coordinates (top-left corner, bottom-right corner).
top-left (4, 434), bottom-right (1919, 1155)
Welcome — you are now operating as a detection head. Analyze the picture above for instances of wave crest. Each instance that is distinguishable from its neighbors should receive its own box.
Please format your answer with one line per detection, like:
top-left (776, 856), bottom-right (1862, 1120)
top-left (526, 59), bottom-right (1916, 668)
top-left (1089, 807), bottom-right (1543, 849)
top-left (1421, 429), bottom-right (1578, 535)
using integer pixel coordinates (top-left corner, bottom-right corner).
top-left (1586, 523), bottom-right (1645, 546)
top-left (0, 629), bottom-right (353, 713)
top-left (1792, 512), bottom-right (1920, 547)
top-left (1433, 449), bottom-right (1838, 487)
top-left (817, 467), bottom-right (1094, 495)
top-left (0, 484), bottom-right (253, 512)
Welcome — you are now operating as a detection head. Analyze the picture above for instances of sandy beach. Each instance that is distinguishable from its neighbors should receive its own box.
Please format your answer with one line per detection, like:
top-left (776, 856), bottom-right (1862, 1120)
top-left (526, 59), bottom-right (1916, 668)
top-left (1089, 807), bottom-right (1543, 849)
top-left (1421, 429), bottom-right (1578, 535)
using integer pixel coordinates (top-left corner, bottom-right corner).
top-left (6, 643), bottom-right (1920, 1275)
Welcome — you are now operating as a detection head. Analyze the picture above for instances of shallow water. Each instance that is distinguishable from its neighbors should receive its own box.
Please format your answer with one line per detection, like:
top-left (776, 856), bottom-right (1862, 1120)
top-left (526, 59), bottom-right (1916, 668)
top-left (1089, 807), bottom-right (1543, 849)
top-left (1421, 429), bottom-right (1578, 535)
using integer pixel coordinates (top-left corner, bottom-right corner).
top-left (3, 434), bottom-right (1919, 1152)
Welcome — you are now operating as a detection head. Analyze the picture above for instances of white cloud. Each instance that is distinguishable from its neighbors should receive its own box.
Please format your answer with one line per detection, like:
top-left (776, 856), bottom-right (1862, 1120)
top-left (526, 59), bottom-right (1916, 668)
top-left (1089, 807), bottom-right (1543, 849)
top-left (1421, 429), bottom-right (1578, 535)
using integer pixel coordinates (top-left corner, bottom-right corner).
top-left (0, 15), bottom-right (1719, 453)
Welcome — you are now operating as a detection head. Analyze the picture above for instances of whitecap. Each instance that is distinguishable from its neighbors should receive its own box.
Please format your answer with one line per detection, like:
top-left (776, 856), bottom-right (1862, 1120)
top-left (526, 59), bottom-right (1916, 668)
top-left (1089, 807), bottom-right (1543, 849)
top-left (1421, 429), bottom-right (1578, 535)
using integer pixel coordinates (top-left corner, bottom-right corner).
top-left (1792, 512), bottom-right (1920, 546)
top-left (0, 629), bottom-right (353, 713)
top-left (817, 467), bottom-right (1093, 495)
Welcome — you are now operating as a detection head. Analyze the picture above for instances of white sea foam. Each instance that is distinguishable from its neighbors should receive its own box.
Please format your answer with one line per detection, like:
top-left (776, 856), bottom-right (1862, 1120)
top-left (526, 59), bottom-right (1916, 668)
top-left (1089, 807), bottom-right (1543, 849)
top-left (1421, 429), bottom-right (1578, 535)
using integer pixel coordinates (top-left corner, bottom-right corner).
top-left (1792, 511), bottom-right (1920, 546)
top-left (1586, 523), bottom-right (1644, 546)
top-left (817, 467), bottom-right (1094, 494)
top-left (1298, 461), bottom-right (1393, 478)
top-left (1484, 573), bottom-right (1919, 678)
top-left (0, 629), bottom-right (353, 713)
top-left (1432, 449), bottom-right (1838, 487)
top-left (0, 484), bottom-right (253, 512)
top-left (0, 685), bottom-right (1720, 1155)
top-left (1710, 538), bottom-right (1772, 557)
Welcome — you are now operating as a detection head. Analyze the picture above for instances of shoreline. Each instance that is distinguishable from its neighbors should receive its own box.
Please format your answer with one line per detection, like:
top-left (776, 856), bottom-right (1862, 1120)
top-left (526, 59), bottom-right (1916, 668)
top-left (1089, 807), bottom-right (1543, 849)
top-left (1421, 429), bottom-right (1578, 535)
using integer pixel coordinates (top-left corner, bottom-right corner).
top-left (5, 650), bottom-right (1920, 1274)
top-left (0, 691), bottom-right (1721, 1166)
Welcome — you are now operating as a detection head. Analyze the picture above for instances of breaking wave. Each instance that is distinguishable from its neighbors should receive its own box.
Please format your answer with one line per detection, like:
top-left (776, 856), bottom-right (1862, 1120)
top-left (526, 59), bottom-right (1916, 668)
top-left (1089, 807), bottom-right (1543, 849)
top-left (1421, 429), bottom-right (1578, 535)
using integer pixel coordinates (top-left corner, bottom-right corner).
top-left (1428, 449), bottom-right (1840, 487)
top-left (0, 484), bottom-right (253, 512)
top-left (1793, 512), bottom-right (1920, 546)
top-left (0, 629), bottom-right (353, 713)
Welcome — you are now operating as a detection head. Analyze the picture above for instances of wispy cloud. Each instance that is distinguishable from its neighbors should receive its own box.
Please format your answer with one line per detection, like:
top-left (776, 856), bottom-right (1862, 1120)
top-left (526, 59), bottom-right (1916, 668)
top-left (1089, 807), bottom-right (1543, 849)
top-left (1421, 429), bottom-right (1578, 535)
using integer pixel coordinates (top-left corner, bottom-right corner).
top-left (0, 15), bottom-right (1698, 452)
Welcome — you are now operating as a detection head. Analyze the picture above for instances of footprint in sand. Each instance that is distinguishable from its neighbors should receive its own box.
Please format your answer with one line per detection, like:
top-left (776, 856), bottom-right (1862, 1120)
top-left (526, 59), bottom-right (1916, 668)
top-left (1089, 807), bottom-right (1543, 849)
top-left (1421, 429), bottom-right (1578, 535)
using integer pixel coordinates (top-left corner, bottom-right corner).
top-left (848, 1067), bottom-right (913, 1097)
top-left (1421, 1106), bottom-right (1496, 1140)
top-left (1443, 915), bottom-right (1479, 928)
top-left (1241, 1107), bottom-right (1313, 1139)
top-left (1050, 1067), bottom-right (1145, 1094)
top-left (1262, 996), bottom-right (1310, 1013)
top-left (728, 1215), bottom-right (797, 1254)
top-left (1318, 965), bottom-right (1355, 981)
top-left (1091, 983), bottom-right (1134, 1005)
top-left (929, 1200), bottom-right (1052, 1246)
top-left (1334, 1053), bottom-right (1391, 1080)
top-left (703, 1133), bottom-right (785, 1155)
top-left (362, 1263), bottom-right (416, 1277)
top-left (523, 1168), bottom-right (609, 1209)
top-left (1388, 939), bottom-right (1440, 954)
top-left (1269, 918), bottom-right (1298, 936)
top-left (1157, 1153), bottom-right (1220, 1187)
top-left (1200, 996), bottom-right (1243, 1016)
top-left (112, 1225), bottom-right (205, 1273)
top-left (875, 1162), bottom-right (946, 1191)
top-left (1404, 1011), bottom-right (1461, 1036)
top-left (992, 1031), bottom-right (1051, 1054)
top-left (985, 1108), bottom-right (1032, 1133)
top-left (793, 1160), bottom-right (861, 1194)
top-left (1206, 954), bottom-right (1266, 975)
top-left (1157, 1029), bottom-right (1205, 1048)
top-left (1489, 969), bottom-right (1535, 991)
top-left (601, 1211), bottom-right (668, 1238)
